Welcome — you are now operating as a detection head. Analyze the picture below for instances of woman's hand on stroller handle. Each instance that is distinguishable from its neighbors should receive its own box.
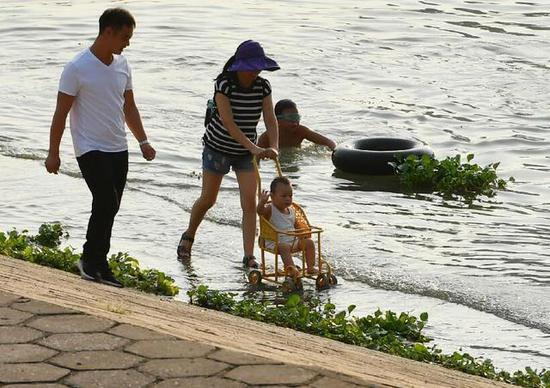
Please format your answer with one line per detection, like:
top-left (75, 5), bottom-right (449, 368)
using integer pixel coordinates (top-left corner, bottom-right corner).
top-left (258, 147), bottom-right (279, 160)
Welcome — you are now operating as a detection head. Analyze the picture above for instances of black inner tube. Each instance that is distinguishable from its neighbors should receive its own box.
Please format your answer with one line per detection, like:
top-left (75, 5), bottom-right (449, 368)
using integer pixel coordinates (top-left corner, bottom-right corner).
top-left (332, 137), bottom-right (434, 175)
top-left (354, 138), bottom-right (417, 151)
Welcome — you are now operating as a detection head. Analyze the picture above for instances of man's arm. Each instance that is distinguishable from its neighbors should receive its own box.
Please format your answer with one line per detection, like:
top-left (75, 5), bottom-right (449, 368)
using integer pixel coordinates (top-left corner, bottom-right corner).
top-left (124, 89), bottom-right (156, 161)
top-left (302, 126), bottom-right (336, 150)
top-left (45, 92), bottom-right (75, 174)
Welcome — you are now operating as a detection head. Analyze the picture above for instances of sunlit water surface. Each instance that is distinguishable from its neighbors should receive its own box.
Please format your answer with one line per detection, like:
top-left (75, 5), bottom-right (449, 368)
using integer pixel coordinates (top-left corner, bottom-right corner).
top-left (0, 0), bottom-right (549, 372)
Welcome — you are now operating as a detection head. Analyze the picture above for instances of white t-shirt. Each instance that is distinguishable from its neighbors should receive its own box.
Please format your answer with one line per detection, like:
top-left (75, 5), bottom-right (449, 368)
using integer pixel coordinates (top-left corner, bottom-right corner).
top-left (59, 48), bottom-right (133, 157)
top-left (269, 204), bottom-right (297, 245)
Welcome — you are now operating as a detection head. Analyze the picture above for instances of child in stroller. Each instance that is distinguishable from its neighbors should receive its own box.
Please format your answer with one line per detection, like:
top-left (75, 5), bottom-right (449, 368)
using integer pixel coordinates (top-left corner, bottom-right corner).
top-left (256, 176), bottom-right (319, 279)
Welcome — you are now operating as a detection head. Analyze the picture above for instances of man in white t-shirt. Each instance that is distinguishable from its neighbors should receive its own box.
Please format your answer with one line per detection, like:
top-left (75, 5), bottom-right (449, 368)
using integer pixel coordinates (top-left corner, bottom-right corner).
top-left (45, 8), bottom-right (156, 287)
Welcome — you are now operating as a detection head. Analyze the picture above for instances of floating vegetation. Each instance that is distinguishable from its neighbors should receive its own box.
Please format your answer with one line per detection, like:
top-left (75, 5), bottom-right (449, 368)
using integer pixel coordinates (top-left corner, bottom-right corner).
top-left (0, 223), bottom-right (180, 297)
top-left (189, 285), bottom-right (549, 387)
top-left (392, 153), bottom-right (514, 203)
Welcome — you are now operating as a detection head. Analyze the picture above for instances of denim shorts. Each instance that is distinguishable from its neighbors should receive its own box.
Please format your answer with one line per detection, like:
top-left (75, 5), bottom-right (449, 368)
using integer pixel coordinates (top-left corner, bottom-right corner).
top-left (202, 145), bottom-right (254, 175)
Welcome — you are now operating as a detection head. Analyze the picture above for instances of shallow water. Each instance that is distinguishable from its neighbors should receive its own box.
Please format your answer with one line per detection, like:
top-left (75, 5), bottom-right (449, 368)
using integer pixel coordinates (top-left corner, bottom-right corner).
top-left (0, 0), bottom-right (549, 372)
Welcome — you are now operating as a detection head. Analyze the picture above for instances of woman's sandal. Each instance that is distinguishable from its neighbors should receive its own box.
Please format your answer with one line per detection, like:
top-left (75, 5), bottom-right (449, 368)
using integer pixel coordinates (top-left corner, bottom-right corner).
top-left (177, 232), bottom-right (194, 261)
top-left (242, 255), bottom-right (259, 269)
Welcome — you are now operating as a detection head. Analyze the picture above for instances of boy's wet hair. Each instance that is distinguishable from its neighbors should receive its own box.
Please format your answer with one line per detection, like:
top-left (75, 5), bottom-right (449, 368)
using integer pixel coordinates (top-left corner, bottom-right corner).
top-left (275, 99), bottom-right (297, 116)
top-left (270, 176), bottom-right (291, 193)
top-left (99, 8), bottom-right (136, 34)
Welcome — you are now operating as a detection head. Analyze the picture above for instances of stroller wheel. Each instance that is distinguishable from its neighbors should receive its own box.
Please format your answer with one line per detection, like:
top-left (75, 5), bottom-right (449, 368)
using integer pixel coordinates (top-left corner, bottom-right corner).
top-left (248, 269), bottom-right (262, 285)
top-left (281, 277), bottom-right (301, 293)
top-left (315, 274), bottom-right (330, 290)
top-left (328, 274), bottom-right (338, 286)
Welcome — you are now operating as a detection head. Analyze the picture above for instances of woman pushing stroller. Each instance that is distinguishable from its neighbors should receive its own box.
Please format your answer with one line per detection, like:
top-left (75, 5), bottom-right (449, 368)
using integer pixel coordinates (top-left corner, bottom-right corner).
top-left (177, 40), bottom-right (279, 268)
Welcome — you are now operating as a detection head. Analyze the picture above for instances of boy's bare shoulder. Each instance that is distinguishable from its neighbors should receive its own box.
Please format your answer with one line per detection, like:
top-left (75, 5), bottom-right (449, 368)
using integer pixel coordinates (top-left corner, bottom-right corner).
top-left (296, 124), bottom-right (312, 139)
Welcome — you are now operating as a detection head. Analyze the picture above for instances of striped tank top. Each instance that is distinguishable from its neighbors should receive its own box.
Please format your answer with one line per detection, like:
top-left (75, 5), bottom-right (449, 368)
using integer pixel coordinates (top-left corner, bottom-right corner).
top-left (203, 74), bottom-right (272, 156)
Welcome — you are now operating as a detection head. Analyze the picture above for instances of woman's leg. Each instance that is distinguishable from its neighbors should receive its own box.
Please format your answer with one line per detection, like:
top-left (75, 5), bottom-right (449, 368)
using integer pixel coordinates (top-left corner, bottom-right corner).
top-left (180, 170), bottom-right (223, 252)
top-left (235, 169), bottom-right (257, 259)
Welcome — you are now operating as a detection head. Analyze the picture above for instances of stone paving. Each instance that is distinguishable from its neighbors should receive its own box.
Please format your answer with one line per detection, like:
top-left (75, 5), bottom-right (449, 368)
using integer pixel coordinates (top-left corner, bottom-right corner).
top-left (0, 290), bottom-right (374, 387)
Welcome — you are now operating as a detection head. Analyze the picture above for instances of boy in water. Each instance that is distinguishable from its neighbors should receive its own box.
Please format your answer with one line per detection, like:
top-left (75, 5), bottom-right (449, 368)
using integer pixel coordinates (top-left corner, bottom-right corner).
top-left (258, 99), bottom-right (336, 151)
top-left (257, 176), bottom-right (318, 278)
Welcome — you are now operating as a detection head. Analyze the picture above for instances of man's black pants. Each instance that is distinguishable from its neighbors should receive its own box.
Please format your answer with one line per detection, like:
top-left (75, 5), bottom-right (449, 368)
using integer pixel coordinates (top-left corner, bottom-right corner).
top-left (77, 150), bottom-right (128, 267)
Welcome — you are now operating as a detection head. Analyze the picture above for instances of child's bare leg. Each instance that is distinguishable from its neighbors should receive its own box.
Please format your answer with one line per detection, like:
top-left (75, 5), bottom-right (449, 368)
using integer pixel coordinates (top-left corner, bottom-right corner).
top-left (278, 243), bottom-right (299, 277)
top-left (303, 238), bottom-right (317, 274)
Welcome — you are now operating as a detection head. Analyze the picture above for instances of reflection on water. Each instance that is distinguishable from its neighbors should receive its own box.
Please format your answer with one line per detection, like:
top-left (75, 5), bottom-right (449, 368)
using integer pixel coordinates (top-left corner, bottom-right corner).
top-left (1, 0), bottom-right (549, 371)
top-left (332, 170), bottom-right (404, 193)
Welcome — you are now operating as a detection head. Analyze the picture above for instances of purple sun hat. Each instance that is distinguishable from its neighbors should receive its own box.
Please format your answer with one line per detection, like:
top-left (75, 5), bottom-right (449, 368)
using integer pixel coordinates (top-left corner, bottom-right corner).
top-left (227, 40), bottom-right (280, 72)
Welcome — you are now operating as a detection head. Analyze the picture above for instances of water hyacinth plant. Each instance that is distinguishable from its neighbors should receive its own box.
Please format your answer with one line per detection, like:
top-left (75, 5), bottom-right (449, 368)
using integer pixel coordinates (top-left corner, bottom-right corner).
top-left (0, 223), bottom-right (180, 297)
top-left (391, 153), bottom-right (514, 203)
top-left (188, 285), bottom-right (549, 388)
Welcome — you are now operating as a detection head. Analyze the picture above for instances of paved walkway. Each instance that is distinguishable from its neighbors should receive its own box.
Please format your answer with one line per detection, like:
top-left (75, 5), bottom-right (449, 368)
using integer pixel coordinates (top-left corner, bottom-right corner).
top-left (0, 289), bottom-right (370, 387)
top-left (0, 255), bottom-right (508, 387)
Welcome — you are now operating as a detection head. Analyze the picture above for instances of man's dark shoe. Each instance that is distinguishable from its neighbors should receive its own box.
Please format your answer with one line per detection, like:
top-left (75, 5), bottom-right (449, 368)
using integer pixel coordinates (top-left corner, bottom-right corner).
top-left (98, 262), bottom-right (123, 288)
top-left (76, 259), bottom-right (101, 282)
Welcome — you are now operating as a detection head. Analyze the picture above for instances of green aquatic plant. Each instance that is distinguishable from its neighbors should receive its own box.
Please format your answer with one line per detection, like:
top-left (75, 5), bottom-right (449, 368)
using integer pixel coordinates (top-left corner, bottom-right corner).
top-left (108, 252), bottom-right (180, 296)
top-left (188, 285), bottom-right (549, 388)
top-left (0, 227), bottom-right (80, 274)
top-left (0, 224), bottom-right (179, 297)
top-left (30, 223), bottom-right (69, 248)
top-left (391, 153), bottom-right (514, 203)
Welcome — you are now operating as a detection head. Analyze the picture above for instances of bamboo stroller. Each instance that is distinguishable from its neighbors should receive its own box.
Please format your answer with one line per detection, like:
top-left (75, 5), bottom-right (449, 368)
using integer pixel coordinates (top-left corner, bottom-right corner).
top-left (249, 157), bottom-right (337, 292)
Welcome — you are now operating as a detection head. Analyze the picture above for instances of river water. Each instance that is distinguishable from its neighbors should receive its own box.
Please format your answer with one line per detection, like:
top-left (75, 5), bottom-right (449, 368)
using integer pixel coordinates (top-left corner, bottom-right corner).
top-left (0, 0), bottom-right (549, 372)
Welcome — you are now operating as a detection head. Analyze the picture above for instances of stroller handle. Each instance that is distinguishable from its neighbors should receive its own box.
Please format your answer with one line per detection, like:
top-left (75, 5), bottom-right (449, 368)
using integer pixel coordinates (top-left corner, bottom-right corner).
top-left (253, 156), bottom-right (283, 199)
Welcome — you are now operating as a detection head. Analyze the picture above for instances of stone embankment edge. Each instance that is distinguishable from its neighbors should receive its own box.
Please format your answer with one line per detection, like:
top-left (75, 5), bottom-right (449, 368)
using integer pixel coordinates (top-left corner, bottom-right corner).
top-left (0, 254), bottom-right (509, 388)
